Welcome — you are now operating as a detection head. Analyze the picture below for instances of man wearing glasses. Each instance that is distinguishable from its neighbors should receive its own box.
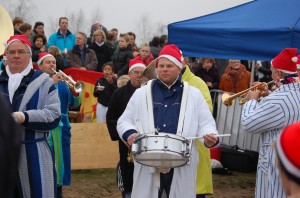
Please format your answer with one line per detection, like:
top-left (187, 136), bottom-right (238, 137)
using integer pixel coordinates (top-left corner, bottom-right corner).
top-left (0, 34), bottom-right (60, 197)
top-left (106, 57), bottom-right (146, 198)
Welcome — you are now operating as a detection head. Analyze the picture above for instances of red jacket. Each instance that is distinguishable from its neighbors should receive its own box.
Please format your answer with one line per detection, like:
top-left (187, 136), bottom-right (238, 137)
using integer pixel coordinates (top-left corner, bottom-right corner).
top-left (219, 64), bottom-right (251, 93)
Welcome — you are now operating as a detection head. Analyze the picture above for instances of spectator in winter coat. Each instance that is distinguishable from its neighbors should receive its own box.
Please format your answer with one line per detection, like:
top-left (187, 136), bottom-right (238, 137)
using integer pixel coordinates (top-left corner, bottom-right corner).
top-left (66, 32), bottom-right (98, 71)
top-left (136, 43), bottom-right (154, 66)
top-left (89, 30), bottom-right (114, 72)
top-left (48, 17), bottom-right (76, 68)
top-left (112, 33), bottom-right (134, 79)
top-left (219, 59), bottom-right (251, 93)
top-left (194, 58), bottom-right (220, 90)
top-left (31, 34), bottom-right (47, 63)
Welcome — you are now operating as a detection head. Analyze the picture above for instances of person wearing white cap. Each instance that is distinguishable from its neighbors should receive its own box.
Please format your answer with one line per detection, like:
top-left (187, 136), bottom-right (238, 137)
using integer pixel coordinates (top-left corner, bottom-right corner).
top-left (117, 44), bottom-right (219, 198)
top-left (242, 48), bottom-right (300, 198)
top-left (275, 121), bottom-right (300, 197)
top-left (0, 34), bottom-right (61, 197)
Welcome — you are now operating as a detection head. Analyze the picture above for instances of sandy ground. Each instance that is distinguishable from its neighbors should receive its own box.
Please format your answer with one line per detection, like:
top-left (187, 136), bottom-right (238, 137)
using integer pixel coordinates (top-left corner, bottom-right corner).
top-left (62, 169), bottom-right (256, 198)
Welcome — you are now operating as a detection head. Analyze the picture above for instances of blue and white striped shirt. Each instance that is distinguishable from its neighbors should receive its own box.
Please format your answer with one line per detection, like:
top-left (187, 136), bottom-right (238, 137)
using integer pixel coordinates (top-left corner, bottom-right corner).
top-left (242, 82), bottom-right (300, 198)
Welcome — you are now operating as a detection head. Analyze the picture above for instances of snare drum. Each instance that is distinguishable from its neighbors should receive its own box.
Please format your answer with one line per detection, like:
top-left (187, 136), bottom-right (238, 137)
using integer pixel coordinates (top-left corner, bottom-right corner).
top-left (131, 133), bottom-right (191, 168)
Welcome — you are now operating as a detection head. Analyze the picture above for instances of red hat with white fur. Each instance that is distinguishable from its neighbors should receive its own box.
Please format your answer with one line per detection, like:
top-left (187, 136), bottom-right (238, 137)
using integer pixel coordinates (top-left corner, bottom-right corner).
top-left (2, 51), bottom-right (7, 61)
top-left (275, 121), bottom-right (300, 183)
top-left (6, 34), bottom-right (32, 54)
top-left (297, 54), bottom-right (300, 70)
top-left (157, 44), bottom-right (183, 68)
top-left (37, 52), bottom-right (54, 65)
top-left (271, 48), bottom-right (298, 74)
top-left (129, 57), bottom-right (146, 72)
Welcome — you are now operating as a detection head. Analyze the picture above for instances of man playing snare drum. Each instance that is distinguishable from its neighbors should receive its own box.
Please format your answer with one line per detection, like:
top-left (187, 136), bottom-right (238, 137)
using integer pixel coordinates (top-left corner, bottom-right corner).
top-left (117, 44), bottom-right (219, 198)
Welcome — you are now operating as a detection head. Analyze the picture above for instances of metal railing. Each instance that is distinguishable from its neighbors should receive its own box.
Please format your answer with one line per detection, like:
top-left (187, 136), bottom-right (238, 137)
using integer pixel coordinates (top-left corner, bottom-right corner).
top-left (211, 89), bottom-right (260, 152)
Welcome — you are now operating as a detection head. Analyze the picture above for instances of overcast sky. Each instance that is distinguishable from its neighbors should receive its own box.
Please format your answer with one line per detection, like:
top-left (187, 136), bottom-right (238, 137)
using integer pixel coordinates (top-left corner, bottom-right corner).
top-left (1, 0), bottom-right (251, 45)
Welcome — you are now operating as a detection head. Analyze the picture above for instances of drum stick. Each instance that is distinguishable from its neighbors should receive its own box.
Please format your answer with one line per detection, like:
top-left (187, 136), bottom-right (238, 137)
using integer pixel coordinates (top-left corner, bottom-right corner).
top-left (186, 134), bottom-right (231, 140)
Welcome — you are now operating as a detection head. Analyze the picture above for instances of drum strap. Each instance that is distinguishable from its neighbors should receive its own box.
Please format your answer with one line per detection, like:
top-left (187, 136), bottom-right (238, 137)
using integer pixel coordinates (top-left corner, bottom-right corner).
top-left (176, 81), bottom-right (188, 136)
top-left (146, 80), bottom-right (155, 133)
top-left (146, 80), bottom-right (189, 135)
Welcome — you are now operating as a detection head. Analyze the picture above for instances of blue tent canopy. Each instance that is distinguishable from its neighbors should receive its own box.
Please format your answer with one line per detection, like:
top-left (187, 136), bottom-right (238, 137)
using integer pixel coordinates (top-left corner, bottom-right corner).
top-left (168, 0), bottom-right (300, 61)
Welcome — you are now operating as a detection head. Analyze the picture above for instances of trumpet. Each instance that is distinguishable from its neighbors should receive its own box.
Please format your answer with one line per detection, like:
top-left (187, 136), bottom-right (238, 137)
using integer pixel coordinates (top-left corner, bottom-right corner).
top-left (222, 81), bottom-right (273, 106)
top-left (51, 68), bottom-right (85, 93)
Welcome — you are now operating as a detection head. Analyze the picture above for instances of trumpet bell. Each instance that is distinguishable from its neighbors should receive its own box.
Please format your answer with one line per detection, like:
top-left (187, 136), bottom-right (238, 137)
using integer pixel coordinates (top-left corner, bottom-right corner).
top-left (221, 92), bottom-right (234, 106)
top-left (0, 5), bottom-right (14, 54)
top-left (73, 82), bottom-right (85, 93)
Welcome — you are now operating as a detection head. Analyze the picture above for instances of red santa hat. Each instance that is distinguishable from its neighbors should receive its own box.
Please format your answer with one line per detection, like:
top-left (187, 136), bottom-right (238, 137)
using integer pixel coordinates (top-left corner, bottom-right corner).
top-left (37, 52), bottom-right (54, 65)
top-left (271, 48), bottom-right (298, 74)
top-left (129, 57), bottom-right (146, 72)
top-left (297, 54), bottom-right (300, 70)
top-left (157, 44), bottom-right (183, 68)
top-left (2, 51), bottom-right (7, 61)
top-left (5, 34), bottom-right (32, 54)
top-left (275, 122), bottom-right (300, 183)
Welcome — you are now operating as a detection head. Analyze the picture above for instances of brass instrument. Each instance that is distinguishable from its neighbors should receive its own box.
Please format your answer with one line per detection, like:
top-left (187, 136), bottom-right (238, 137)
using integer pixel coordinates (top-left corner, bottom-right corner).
top-left (0, 5), bottom-right (14, 54)
top-left (127, 148), bottom-right (134, 163)
top-left (138, 58), bottom-right (157, 85)
top-left (51, 68), bottom-right (85, 93)
top-left (222, 81), bottom-right (273, 106)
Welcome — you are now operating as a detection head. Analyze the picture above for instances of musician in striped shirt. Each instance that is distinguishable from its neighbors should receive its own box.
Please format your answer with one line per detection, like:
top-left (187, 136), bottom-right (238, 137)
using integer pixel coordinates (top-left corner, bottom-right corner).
top-left (241, 48), bottom-right (300, 198)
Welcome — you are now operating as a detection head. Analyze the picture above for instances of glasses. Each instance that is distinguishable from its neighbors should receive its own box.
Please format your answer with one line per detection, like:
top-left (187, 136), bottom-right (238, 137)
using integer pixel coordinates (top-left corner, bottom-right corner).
top-left (131, 71), bottom-right (143, 75)
top-left (7, 50), bottom-right (30, 56)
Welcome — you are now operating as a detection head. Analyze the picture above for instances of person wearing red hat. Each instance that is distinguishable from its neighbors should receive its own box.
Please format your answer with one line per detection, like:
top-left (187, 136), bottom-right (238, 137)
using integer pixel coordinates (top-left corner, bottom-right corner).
top-left (296, 54), bottom-right (300, 77)
top-left (106, 57), bottom-right (146, 198)
top-left (38, 52), bottom-right (81, 197)
top-left (242, 48), bottom-right (300, 198)
top-left (275, 121), bottom-right (300, 197)
top-left (0, 51), bottom-right (7, 71)
top-left (117, 44), bottom-right (219, 198)
top-left (0, 34), bottom-right (61, 197)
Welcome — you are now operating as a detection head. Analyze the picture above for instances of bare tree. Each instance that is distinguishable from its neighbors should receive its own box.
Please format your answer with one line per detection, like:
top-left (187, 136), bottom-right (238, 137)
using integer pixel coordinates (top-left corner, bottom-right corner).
top-left (47, 17), bottom-right (59, 35)
top-left (66, 9), bottom-right (88, 35)
top-left (135, 13), bottom-right (153, 46)
top-left (89, 7), bottom-right (103, 25)
top-left (3, 0), bottom-right (37, 23)
top-left (154, 22), bottom-right (167, 36)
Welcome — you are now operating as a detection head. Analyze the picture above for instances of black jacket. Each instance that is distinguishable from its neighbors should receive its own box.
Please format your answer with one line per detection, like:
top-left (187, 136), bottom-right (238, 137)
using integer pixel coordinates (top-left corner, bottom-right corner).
top-left (106, 81), bottom-right (136, 192)
top-left (0, 93), bottom-right (22, 198)
top-left (93, 77), bottom-right (117, 106)
top-left (88, 42), bottom-right (114, 72)
top-left (112, 47), bottom-right (134, 77)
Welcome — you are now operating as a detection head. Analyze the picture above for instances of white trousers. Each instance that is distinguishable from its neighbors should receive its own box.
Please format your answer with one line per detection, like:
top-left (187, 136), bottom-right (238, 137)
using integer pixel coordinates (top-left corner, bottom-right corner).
top-left (96, 103), bottom-right (108, 123)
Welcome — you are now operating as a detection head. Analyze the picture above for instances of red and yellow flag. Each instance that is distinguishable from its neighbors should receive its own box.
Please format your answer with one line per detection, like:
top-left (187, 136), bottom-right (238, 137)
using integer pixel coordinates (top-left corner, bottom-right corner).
top-left (64, 68), bottom-right (103, 121)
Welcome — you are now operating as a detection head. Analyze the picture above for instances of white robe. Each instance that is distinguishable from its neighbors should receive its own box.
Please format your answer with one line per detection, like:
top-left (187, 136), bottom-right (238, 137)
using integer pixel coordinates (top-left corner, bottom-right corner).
top-left (117, 83), bottom-right (218, 198)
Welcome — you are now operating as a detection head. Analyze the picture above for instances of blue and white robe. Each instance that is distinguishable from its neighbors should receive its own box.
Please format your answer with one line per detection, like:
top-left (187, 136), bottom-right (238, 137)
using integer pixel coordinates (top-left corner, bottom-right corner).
top-left (242, 82), bottom-right (300, 198)
top-left (0, 69), bottom-right (61, 198)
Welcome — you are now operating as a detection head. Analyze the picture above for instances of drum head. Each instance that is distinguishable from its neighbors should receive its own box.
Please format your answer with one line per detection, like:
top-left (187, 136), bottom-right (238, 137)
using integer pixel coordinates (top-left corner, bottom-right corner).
top-left (135, 151), bottom-right (188, 168)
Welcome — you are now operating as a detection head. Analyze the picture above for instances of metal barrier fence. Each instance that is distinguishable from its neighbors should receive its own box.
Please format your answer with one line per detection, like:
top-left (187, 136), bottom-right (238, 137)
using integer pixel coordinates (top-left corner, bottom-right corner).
top-left (211, 90), bottom-right (260, 152)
